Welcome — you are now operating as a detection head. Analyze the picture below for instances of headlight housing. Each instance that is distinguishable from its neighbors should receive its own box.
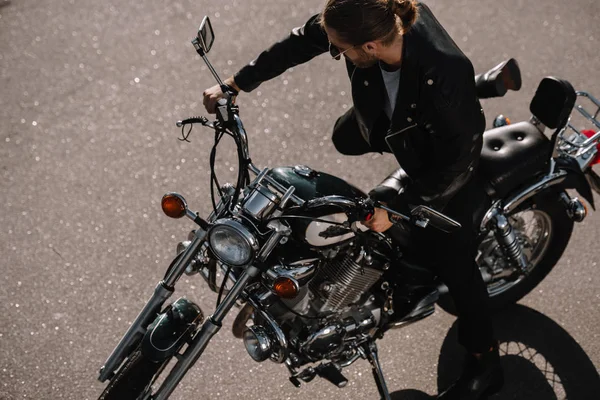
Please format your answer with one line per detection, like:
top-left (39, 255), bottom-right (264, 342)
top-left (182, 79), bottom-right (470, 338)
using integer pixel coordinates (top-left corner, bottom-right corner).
top-left (208, 219), bottom-right (259, 266)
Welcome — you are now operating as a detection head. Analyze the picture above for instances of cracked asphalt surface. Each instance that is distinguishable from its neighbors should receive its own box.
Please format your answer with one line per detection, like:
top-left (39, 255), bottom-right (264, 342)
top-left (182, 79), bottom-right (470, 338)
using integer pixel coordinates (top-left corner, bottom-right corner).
top-left (1, 0), bottom-right (598, 399)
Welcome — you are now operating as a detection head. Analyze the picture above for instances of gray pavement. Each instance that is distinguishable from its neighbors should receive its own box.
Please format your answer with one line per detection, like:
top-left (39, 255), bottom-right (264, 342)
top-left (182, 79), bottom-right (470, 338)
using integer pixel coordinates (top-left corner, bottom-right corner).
top-left (1, 0), bottom-right (599, 399)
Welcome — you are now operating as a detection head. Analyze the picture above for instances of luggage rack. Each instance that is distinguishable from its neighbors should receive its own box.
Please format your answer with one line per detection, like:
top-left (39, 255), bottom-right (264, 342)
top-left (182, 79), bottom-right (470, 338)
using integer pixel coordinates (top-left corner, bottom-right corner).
top-left (557, 91), bottom-right (600, 169)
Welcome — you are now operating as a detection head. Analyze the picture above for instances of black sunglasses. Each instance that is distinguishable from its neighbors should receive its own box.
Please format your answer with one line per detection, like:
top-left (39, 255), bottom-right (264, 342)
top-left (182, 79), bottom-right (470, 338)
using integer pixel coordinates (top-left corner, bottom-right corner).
top-left (329, 42), bottom-right (356, 60)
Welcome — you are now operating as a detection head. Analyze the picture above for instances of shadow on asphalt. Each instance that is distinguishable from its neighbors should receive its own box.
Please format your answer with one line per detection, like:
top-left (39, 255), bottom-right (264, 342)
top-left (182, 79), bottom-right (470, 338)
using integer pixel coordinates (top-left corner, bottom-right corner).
top-left (389, 304), bottom-right (600, 399)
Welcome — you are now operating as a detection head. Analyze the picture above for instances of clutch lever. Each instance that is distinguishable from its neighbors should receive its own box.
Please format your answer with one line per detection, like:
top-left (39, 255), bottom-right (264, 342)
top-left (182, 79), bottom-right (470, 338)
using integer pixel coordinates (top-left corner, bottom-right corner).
top-left (176, 116), bottom-right (215, 129)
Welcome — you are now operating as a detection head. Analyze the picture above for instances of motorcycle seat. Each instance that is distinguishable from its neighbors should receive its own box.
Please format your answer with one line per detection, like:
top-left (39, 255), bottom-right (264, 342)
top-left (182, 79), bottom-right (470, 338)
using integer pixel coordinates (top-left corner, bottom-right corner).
top-left (479, 121), bottom-right (550, 198)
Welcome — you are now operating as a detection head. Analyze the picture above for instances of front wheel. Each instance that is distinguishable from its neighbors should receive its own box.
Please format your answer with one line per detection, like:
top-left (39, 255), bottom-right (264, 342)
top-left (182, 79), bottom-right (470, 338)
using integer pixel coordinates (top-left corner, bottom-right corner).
top-left (98, 347), bottom-right (166, 400)
top-left (438, 191), bottom-right (574, 315)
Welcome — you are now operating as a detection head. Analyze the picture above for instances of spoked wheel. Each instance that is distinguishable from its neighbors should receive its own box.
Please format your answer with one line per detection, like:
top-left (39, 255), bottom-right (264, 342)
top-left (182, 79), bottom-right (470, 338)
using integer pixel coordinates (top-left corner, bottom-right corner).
top-left (98, 346), bottom-right (168, 400)
top-left (438, 192), bottom-right (574, 315)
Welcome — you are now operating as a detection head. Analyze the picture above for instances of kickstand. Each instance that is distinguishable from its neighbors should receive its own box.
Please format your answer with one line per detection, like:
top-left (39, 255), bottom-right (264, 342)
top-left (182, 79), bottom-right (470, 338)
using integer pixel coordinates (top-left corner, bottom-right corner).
top-left (363, 342), bottom-right (392, 400)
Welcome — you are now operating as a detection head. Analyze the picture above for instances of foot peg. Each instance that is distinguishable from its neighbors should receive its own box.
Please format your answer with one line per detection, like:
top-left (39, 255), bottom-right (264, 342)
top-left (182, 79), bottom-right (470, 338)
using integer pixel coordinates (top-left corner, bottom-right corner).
top-left (290, 362), bottom-right (348, 388)
top-left (476, 58), bottom-right (522, 99)
top-left (315, 362), bottom-right (348, 388)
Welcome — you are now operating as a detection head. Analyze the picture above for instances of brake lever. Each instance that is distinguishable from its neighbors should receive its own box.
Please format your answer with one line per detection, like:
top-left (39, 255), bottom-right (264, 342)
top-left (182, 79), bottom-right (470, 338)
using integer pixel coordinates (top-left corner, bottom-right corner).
top-left (371, 201), bottom-right (412, 224)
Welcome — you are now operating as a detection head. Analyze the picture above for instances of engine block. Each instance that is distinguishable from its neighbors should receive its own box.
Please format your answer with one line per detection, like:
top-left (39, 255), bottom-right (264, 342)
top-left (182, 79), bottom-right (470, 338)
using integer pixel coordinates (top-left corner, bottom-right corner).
top-left (310, 252), bottom-right (383, 312)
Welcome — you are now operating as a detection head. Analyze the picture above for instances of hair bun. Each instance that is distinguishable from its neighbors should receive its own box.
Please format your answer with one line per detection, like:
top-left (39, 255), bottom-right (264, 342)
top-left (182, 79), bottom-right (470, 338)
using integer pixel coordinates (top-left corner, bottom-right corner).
top-left (391, 0), bottom-right (418, 32)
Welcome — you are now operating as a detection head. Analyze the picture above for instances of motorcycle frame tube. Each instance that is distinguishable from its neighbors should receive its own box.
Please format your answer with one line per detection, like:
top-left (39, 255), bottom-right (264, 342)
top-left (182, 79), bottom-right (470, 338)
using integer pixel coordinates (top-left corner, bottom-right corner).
top-left (98, 230), bottom-right (206, 382)
top-left (152, 265), bottom-right (260, 400)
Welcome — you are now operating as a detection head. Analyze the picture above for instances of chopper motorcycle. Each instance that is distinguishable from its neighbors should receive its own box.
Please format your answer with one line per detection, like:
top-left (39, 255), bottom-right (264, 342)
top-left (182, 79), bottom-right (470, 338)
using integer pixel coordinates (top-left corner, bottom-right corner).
top-left (97, 16), bottom-right (600, 400)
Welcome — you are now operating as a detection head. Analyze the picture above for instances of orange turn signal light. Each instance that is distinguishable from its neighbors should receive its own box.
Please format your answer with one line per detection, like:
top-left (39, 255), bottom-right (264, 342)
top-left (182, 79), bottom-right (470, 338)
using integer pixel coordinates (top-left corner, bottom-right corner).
top-left (161, 193), bottom-right (187, 219)
top-left (273, 277), bottom-right (299, 299)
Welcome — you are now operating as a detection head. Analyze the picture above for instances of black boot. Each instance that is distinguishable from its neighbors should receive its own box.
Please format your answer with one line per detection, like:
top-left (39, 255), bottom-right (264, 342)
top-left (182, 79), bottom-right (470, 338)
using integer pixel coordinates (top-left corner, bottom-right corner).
top-left (437, 345), bottom-right (504, 399)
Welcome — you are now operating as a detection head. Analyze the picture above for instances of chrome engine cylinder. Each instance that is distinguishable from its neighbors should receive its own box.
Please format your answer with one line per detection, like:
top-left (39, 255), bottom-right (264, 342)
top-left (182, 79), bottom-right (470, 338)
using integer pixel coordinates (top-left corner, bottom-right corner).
top-left (310, 252), bottom-right (383, 312)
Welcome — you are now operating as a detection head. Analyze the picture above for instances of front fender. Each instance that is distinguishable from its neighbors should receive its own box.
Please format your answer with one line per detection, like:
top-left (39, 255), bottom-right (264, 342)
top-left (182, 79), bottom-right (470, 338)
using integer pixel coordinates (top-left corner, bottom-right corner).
top-left (141, 298), bottom-right (204, 363)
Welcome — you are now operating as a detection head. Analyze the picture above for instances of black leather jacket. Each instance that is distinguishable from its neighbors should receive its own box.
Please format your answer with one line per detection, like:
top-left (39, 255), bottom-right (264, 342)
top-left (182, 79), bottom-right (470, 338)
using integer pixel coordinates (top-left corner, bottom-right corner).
top-left (235, 2), bottom-right (485, 210)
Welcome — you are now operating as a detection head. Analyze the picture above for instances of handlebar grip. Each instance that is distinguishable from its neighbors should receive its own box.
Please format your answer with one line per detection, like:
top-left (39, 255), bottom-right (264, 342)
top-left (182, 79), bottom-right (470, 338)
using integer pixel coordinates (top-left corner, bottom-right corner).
top-left (356, 198), bottom-right (375, 222)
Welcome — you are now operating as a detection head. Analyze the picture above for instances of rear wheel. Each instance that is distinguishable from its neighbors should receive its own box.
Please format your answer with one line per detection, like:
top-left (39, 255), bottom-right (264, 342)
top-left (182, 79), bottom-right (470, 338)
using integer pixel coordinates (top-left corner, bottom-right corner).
top-left (98, 347), bottom-right (167, 400)
top-left (438, 192), bottom-right (573, 315)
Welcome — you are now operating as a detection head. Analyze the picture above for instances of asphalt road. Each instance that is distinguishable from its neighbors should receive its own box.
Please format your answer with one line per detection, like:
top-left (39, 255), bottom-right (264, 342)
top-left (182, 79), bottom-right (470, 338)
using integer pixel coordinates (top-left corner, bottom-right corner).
top-left (1, 0), bottom-right (599, 399)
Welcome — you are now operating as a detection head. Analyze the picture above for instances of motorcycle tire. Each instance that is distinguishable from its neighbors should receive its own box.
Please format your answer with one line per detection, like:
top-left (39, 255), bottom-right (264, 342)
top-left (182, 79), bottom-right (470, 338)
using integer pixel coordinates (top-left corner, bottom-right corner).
top-left (98, 346), bottom-right (166, 400)
top-left (437, 191), bottom-right (574, 315)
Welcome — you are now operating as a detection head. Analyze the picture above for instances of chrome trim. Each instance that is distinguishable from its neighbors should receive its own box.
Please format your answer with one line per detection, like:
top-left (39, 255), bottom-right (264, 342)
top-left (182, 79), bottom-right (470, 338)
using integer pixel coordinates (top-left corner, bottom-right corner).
top-left (258, 220), bottom-right (291, 262)
top-left (243, 326), bottom-right (274, 362)
top-left (293, 165), bottom-right (316, 178)
top-left (305, 195), bottom-right (357, 210)
top-left (529, 116), bottom-right (546, 133)
top-left (480, 201), bottom-right (502, 232)
top-left (491, 213), bottom-right (528, 272)
top-left (502, 170), bottom-right (568, 215)
top-left (247, 165), bottom-right (304, 207)
top-left (559, 192), bottom-right (587, 222)
top-left (246, 295), bottom-right (288, 363)
top-left (268, 259), bottom-right (318, 286)
top-left (242, 185), bottom-right (279, 220)
top-left (338, 350), bottom-right (362, 368)
top-left (575, 91), bottom-right (600, 130)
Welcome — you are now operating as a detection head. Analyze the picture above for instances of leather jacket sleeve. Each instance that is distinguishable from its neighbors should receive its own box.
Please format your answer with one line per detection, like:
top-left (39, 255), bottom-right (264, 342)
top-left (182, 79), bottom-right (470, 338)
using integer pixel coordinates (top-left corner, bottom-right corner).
top-left (369, 168), bottom-right (411, 203)
top-left (405, 59), bottom-right (485, 209)
top-left (234, 14), bottom-right (329, 92)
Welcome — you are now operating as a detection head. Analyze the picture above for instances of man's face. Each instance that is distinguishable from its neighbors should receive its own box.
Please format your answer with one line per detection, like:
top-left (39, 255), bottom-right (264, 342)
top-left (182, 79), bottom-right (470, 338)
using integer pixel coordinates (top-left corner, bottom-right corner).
top-left (350, 47), bottom-right (378, 69)
top-left (324, 26), bottom-right (378, 69)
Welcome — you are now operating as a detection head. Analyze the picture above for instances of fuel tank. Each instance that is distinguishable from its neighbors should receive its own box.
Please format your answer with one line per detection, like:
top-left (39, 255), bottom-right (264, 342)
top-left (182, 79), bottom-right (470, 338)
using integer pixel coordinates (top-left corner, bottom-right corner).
top-left (267, 166), bottom-right (368, 248)
top-left (267, 166), bottom-right (367, 201)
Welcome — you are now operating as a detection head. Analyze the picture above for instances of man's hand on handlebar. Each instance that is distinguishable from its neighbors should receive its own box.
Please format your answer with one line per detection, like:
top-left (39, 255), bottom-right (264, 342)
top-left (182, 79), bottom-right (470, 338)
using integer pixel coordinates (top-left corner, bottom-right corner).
top-left (203, 76), bottom-right (241, 114)
top-left (363, 207), bottom-right (394, 233)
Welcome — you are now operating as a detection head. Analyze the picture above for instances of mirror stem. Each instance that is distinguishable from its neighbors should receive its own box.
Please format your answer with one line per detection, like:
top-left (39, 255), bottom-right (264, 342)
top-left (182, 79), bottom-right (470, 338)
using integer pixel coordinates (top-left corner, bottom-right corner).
top-left (192, 38), bottom-right (226, 88)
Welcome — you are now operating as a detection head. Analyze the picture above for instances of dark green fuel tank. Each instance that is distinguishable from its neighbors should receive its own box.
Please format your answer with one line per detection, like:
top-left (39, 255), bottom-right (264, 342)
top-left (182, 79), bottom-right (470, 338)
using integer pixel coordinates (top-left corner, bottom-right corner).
top-left (266, 166), bottom-right (367, 201)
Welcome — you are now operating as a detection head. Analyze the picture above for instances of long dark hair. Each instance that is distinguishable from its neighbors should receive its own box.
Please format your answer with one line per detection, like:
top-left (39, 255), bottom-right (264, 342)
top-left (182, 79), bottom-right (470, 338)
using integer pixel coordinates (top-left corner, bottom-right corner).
top-left (320, 0), bottom-right (419, 45)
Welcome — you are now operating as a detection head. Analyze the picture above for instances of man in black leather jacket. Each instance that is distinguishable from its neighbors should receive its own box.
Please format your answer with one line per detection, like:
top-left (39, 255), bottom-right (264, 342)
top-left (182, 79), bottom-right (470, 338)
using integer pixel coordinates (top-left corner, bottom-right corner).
top-left (203, 1), bottom-right (503, 398)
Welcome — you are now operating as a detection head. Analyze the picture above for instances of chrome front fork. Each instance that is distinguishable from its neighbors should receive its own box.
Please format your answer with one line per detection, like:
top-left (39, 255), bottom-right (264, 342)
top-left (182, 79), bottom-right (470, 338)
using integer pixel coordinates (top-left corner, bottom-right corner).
top-left (98, 229), bottom-right (207, 382)
top-left (151, 265), bottom-right (260, 400)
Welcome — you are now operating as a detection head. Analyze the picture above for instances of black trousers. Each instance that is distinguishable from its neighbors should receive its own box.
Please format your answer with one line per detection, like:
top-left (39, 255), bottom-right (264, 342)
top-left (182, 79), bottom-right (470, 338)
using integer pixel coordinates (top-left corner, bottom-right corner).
top-left (408, 176), bottom-right (495, 354)
top-left (333, 120), bottom-right (495, 354)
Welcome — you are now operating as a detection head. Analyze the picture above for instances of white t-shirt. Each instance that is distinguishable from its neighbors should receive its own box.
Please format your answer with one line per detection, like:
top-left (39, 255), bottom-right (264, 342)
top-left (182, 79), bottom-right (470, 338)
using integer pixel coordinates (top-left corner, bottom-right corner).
top-left (380, 64), bottom-right (401, 120)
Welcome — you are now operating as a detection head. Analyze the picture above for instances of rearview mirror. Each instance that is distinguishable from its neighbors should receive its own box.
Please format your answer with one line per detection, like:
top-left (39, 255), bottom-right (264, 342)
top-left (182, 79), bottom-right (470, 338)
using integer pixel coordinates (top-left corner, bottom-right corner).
top-left (197, 16), bottom-right (215, 54)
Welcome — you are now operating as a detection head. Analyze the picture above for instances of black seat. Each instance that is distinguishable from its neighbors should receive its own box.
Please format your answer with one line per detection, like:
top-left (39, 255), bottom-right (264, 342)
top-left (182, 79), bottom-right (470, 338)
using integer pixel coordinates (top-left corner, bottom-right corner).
top-left (479, 121), bottom-right (550, 198)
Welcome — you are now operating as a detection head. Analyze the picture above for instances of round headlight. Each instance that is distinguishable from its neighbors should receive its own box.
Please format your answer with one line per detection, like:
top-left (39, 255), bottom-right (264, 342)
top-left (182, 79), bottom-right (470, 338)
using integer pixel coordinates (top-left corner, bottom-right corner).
top-left (208, 219), bottom-right (258, 266)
